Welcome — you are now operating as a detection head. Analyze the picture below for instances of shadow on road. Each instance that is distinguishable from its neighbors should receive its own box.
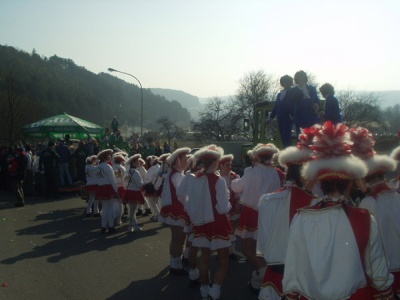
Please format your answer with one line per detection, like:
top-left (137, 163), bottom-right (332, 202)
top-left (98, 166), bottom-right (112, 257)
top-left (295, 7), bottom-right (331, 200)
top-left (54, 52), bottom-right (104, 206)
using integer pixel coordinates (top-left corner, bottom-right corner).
top-left (1, 204), bottom-right (164, 265)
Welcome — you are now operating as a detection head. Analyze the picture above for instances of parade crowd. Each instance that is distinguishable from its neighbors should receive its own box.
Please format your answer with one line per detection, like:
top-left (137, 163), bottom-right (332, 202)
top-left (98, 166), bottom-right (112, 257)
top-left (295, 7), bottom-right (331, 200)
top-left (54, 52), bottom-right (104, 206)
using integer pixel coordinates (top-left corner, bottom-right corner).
top-left (1, 71), bottom-right (400, 300)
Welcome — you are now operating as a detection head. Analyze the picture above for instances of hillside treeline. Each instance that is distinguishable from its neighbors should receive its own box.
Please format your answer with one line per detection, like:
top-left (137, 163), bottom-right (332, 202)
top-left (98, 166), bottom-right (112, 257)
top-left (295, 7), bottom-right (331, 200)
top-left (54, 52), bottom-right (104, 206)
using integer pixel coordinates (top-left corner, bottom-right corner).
top-left (0, 45), bottom-right (191, 144)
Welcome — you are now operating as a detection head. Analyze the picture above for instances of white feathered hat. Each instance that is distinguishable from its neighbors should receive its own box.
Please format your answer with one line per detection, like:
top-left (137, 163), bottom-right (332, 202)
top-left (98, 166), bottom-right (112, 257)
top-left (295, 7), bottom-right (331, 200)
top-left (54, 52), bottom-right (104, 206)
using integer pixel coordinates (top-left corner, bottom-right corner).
top-left (97, 149), bottom-right (113, 161)
top-left (194, 144), bottom-right (224, 161)
top-left (278, 126), bottom-right (316, 167)
top-left (302, 121), bottom-right (368, 181)
top-left (166, 147), bottom-right (191, 164)
top-left (219, 154), bottom-right (234, 166)
top-left (391, 146), bottom-right (400, 162)
top-left (251, 143), bottom-right (279, 159)
top-left (86, 155), bottom-right (98, 164)
top-left (125, 154), bottom-right (141, 166)
top-left (186, 154), bottom-right (197, 170)
top-left (146, 155), bottom-right (159, 165)
top-left (113, 154), bottom-right (126, 164)
top-left (158, 153), bottom-right (171, 163)
top-left (350, 127), bottom-right (396, 175)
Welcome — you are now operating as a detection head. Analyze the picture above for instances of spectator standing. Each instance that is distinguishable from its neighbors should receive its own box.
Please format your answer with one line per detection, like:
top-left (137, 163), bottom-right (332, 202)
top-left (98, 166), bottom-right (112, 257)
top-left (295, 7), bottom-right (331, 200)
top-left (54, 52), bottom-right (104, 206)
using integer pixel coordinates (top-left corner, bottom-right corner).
top-left (163, 141), bottom-right (171, 154)
top-left (319, 83), bottom-right (342, 125)
top-left (0, 146), bottom-right (7, 190)
top-left (143, 142), bottom-right (155, 158)
top-left (23, 144), bottom-right (34, 196)
top-left (9, 147), bottom-right (28, 207)
top-left (56, 139), bottom-right (73, 186)
top-left (111, 116), bottom-right (119, 134)
top-left (154, 142), bottom-right (163, 157)
top-left (73, 141), bottom-right (89, 183)
top-left (293, 70), bottom-right (320, 135)
top-left (39, 141), bottom-right (60, 199)
top-left (86, 136), bottom-right (95, 156)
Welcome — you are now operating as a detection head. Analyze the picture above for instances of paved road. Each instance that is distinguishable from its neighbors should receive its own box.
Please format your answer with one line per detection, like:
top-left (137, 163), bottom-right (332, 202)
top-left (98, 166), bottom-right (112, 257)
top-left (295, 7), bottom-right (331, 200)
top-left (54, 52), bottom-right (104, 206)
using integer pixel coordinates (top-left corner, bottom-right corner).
top-left (0, 191), bottom-right (257, 300)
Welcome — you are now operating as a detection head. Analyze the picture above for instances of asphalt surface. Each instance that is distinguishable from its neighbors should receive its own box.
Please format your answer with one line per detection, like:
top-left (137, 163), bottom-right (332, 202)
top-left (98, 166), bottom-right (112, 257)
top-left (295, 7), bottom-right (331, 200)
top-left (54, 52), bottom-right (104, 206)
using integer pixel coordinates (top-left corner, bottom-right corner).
top-left (0, 190), bottom-right (256, 300)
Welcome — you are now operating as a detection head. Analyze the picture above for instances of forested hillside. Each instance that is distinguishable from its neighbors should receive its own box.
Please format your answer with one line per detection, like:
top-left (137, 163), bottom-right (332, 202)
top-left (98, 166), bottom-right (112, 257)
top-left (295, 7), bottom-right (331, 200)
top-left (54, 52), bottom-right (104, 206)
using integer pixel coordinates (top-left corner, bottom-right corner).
top-left (0, 45), bottom-right (191, 143)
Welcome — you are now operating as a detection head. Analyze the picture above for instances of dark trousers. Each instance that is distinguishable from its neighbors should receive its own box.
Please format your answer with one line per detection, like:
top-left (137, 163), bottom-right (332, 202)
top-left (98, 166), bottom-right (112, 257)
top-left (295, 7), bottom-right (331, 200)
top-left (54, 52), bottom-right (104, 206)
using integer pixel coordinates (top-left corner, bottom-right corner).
top-left (278, 118), bottom-right (294, 148)
top-left (45, 170), bottom-right (59, 199)
top-left (12, 180), bottom-right (25, 205)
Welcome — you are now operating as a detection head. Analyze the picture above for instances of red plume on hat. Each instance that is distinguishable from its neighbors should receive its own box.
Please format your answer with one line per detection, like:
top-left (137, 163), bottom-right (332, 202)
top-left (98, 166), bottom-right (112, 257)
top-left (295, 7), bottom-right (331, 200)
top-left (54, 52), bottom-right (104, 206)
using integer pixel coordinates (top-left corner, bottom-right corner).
top-left (350, 127), bottom-right (396, 175)
top-left (279, 126), bottom-right (317, 167)
top-left (297, 125), bottom-right (318, 151)
top-left (349, 127), bottom-right (375, 160)
top-left (302, 121), bottom-right (367, 181)
top-left (311, 122), bottom-right (352, 159)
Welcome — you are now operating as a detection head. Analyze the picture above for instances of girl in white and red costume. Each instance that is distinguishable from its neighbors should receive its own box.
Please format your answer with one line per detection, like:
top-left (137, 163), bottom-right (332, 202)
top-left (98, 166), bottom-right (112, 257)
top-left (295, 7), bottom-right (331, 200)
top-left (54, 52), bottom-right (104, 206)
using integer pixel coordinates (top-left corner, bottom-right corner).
top-left (282, 121), bottom-right (394, 300)
top-left (96, 149), bottom-right (118, 234)
top-left (112, 154), bottom-right (126, 226)
top-left (124, 154), bottom-right (145, 232)
top-left (257, 127), bottom-right (317, 300)
top-left (144, 155), bottom-right (162, 222)
top-left (231, 143), bottom-right (284, 290)
top-left (85, 155), bottom-right (100, 218)
top-left (159, 147), bottom-right (191, 275)
top-left (350, 127), bottom-right (400, 298)
top-left (186, 145), bottom-right (234, 300)
top-left (218, 154), bottom-right (240, 260)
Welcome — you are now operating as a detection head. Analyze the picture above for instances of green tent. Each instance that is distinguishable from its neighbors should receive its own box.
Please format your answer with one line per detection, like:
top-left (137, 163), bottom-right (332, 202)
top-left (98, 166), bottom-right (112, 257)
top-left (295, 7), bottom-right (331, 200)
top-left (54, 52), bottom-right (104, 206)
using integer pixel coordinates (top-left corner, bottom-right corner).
top-left (22, 113), bottom-right (104, 139)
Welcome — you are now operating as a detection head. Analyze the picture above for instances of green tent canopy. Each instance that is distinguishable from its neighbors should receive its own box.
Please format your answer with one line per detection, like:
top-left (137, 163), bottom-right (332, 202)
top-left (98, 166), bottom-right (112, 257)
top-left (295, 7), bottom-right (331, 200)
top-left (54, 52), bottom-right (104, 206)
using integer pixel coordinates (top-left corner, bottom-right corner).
top-left (23, 113), bottom-right (104, 139)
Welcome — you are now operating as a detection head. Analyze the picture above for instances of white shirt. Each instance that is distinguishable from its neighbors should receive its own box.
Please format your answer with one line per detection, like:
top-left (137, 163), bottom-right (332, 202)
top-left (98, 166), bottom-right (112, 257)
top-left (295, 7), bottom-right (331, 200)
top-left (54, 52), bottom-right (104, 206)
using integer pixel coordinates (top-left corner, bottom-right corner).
top-left (360, 185), bottom-right (400, 272)
top-left (144, 164), bottom-right (162, 189)
top-left (126, 168), bottom-right (143, 191)
top-left (97, 162), bottom-right (117, 193)
top-left (113, 164), bottom-right (126, 188)
top-left (283, 204), bottom-right (393, 299)
top-left (178, 172), bottom-right (231, 226)
top-left (161, 169), bottom-right (185, 207)
top-left (85, 164), bottom-right (99, 186)
top-left (231, 163), bottom-right (281, 210)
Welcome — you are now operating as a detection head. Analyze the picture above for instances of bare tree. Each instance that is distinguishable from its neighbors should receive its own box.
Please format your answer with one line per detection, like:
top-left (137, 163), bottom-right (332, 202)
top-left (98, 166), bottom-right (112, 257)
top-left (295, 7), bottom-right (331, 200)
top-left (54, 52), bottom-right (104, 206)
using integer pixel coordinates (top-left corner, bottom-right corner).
top-left (337, 90), bottom-right (382, 128)
top-left (0, 72), bottom-right (32, 144)
top-left (382, 104), bottom-right (400, 133)
top-left (192, 97), bottom-right (242, 142)
top-left (234, 70), bottom-right (279, 140)
top-left (157, 117), bottom-right (186, 145)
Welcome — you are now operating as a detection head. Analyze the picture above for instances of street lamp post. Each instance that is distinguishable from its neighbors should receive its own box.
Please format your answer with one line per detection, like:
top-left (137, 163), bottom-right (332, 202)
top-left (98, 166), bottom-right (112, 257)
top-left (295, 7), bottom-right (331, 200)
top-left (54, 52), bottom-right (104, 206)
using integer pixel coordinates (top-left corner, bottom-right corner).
top-left (108, 68), bottom-right (143, 136)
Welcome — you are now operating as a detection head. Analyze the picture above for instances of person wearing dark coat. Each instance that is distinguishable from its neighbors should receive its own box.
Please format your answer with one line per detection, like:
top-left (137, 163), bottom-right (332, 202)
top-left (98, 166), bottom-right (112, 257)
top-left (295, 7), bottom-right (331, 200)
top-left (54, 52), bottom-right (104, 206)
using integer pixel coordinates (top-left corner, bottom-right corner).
top-left (9, 147), bottom-right (28, 207)
top-left (292, 70), bottom-right (320, 135)
top-left (39, 141), bottom-right (61, 199)
top-left (319, 83), bottom-right (342, 125)
top-left (73, 141), bottom-right (89, 183)
top-left (269, 75), bottom-right (299, 148)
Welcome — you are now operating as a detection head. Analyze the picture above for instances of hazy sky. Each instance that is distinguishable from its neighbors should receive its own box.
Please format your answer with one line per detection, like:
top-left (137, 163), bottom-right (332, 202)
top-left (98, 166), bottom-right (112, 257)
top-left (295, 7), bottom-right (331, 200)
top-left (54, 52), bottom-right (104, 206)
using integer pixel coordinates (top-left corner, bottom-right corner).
top-left (1, 0), bottom-right (399, 98)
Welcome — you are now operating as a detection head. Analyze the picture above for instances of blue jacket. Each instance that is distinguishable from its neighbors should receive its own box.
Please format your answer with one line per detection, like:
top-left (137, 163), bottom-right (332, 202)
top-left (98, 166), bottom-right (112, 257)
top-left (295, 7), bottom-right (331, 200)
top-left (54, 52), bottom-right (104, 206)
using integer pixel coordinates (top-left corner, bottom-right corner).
top-left (293, 85), bottom-right (320, 128)
top-left (270, 88), bottom-right (299, 122)
top-left (324, 94), bottom-right (342, 124)
top-left (55, 144), bottom-right (72, 164)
